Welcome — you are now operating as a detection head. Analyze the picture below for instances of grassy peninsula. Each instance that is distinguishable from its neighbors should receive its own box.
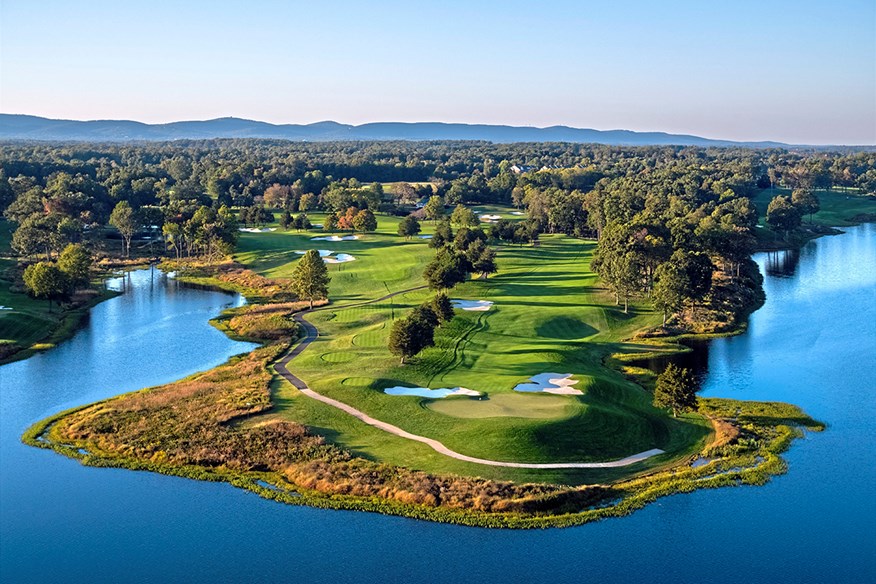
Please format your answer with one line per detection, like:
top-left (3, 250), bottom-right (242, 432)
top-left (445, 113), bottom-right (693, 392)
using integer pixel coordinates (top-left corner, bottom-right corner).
top-left (24, 212), bottom-right (825, 527)
top-left (7, 140), bottom-right (871, 526)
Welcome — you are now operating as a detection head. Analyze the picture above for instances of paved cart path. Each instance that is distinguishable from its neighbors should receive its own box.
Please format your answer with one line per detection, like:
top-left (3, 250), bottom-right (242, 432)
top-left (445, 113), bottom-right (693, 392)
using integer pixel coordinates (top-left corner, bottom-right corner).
top-left (274, 287), bottom-right (664, 469)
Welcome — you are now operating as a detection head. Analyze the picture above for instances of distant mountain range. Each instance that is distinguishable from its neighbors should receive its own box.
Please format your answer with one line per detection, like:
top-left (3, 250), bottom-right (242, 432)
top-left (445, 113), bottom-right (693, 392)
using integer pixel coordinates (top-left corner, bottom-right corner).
top-left (0, 114), bottom-right (795, 147)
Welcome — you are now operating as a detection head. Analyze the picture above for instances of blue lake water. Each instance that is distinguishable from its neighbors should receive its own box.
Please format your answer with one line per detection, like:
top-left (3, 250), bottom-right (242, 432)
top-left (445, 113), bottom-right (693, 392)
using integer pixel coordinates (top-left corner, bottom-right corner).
top-left (1, 226), bottom-right (875, 583)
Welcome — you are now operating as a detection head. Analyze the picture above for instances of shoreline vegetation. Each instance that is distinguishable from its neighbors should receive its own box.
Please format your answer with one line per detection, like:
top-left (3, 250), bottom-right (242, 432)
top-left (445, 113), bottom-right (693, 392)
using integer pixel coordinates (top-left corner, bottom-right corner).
top-left (5, 141), bottom-right (871, 527)
top-left (0, 257), bottom-right (160, 365)
top-left (23, 259), bottom-right (825, 528)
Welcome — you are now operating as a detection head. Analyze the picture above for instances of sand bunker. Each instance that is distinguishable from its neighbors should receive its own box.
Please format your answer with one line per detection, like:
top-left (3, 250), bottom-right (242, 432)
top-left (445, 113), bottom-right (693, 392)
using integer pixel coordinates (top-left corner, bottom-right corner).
top-left (0, 306), bottom-right (12, 310)
top-left (451, 299), bottom-right (493, 311)
top-left (324, 253), bottom-right (356, 263)
top-left (514, 373), bottom-right (583, 395)
top-left (418, 235), bottom-right (433, 239)
top-left (295, 249), bottom-right (333, 257)
top-left (479, 214), bottom-right (502, 221)
top-left (511, 211), bottom-right (525, 216)
top-left (238, 227), bottom-right (276, 233)
top-left (295, 250), bottom-right (355, 263)
top-left (311, 235), bottom-right (359, 241)
top-left (385, 386), bottom-right (481, 399)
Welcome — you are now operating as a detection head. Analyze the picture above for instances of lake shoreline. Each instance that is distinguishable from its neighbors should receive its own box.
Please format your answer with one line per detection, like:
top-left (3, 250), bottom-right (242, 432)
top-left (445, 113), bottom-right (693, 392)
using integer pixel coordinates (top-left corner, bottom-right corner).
top-left (22, 263), bottom-right (826, 528)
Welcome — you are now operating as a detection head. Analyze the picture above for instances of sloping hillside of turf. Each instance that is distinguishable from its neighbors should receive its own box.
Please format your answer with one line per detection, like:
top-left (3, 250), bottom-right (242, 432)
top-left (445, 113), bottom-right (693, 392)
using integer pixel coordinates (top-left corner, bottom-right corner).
top-left (236, 219), bottom-right (710, 483)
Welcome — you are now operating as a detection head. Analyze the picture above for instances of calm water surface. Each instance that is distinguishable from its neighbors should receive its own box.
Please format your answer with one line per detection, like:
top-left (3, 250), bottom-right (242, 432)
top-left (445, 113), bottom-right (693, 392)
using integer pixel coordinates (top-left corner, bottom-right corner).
top-left (1, 227), bottom-right (874, 583)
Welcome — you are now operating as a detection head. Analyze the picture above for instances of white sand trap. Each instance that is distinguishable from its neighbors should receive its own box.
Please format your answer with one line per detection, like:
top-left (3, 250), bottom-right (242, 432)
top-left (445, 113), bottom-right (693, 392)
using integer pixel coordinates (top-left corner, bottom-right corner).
top-left (451, 299), bottom-right (493, 311)
top-left (295, 250), bottom-right (334, 257)
top-left (312, 223), bottom-right (323, 228)
top-left (511, 211), bottom-right (525, 216)
top-left (418, 234), bottom-right (433, 239)
top-left (514, 373), bottom-right (583, 395)
top-left (0, 306), bottom-right (12, 310)
top-left (311, 235), bottom-right (359, 241)
top-left (324, 253), bottom-right (356, 263)
top-left (479, 214), bottom-right (502, 220)
top-left (385, 386), bottom-right (481, 398)
top-left (238, 227), bottom-right (277, 233)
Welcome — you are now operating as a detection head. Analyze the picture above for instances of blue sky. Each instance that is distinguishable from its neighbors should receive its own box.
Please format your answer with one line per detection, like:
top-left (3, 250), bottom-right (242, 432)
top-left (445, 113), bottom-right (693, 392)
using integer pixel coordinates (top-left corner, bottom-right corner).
top-left (1, 0), bottom-right (874, 144)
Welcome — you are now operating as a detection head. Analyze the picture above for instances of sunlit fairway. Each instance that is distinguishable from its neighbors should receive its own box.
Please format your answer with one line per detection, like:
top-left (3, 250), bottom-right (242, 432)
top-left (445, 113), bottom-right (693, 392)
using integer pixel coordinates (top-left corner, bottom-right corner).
top-left (751, 187), bottom-right (876, 227)
top-left (236, 210), bottom-right (712, 484)
top-left (235, 213), bottom-right (437, 301)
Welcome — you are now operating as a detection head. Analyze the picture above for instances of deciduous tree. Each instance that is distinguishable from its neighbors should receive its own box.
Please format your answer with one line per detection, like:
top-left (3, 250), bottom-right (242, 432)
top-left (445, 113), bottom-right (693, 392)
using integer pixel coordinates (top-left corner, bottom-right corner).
top-left (766, 195), bottom-right (802, 237)
top-left (109, 201), bottom-right (141, 257)
top-left (450, 204), bottom-right (479, 227)
top-left (57, 243), bottom-right (92, 289)
top-left (22, 261), bottom-right (69, 311)
top-left (398, 215), bottom-right (421, 239)
top-left (423, 195), bottom-right (445, 222)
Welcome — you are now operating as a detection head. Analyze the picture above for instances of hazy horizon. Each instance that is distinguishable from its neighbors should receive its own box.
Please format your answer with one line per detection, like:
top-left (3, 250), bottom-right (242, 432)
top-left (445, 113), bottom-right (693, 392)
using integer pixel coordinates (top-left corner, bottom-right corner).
top-left (1, 0), bottom-right (874, 145)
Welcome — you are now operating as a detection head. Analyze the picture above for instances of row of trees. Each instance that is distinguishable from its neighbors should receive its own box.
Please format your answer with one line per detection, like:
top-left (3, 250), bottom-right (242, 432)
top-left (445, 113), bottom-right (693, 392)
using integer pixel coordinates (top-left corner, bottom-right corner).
top-left (162, 204), bottom-right (238, 260)
top-left (424, 223), bottom-right (497, 290)
top-left (388, 294), bottom-right (455, 363)
top-left (323, 207), bottom-right (378, 233)
top-left (279, 211), bottom-right (313, 231)
top-left (2, 141), bottom-right (870, 272)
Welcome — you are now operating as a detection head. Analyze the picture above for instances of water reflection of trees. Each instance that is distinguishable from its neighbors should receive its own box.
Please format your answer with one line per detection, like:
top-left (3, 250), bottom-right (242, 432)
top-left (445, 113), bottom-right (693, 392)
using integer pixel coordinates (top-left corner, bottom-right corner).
top-left (763, 249), bottom-right (801, 278)
top-left (641, 340), bottom-right (711, 386)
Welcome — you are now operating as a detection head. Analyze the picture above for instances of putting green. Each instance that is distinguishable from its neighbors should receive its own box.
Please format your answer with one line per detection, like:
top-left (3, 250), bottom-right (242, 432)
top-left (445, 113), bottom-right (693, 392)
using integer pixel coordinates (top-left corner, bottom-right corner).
top-left (237, 207), bottom-right (711, 482)
top-left (425, 393), bottom-right (579, 419)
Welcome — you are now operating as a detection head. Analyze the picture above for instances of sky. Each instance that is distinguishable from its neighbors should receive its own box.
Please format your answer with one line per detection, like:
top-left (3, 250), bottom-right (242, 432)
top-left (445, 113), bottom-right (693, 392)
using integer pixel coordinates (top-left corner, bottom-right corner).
top-left (1, 0), bottom-right (874, 144)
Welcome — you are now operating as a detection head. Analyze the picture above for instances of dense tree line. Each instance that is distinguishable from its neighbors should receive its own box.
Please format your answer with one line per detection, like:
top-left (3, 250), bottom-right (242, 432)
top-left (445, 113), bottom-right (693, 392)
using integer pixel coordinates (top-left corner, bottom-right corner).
top-left (2, 141), bottom-right (872, 226)
top-left (1, 140), bottom-right (872, 327)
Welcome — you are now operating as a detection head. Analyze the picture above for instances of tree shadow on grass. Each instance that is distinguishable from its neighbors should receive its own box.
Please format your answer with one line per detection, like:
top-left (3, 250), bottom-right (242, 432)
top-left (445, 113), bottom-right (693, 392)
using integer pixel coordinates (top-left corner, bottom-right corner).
top-left (536, 316), bottom-right (598, 339)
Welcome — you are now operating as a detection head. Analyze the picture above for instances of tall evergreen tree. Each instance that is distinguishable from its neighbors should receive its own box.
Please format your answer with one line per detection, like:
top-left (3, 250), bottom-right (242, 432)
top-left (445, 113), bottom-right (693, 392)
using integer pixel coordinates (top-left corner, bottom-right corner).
top-left (292, 249), bottom-right (331, 309)
top-left (653, 363), bottom-right (698, 418)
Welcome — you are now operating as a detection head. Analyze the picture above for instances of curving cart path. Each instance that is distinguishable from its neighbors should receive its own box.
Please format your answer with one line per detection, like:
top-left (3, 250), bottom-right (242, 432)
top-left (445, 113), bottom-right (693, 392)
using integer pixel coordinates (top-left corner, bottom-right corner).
top-left (274, 287), bottom-right (665, 469)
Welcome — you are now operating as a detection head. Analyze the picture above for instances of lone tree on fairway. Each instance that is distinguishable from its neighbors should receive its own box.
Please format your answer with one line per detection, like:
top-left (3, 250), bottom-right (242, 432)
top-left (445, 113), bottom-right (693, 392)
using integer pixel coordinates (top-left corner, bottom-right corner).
top-left (397, 215), bottom-right (421, 239)
top-left (292, 213), bottom-right (312, 231)
top-left (279, 210), bottom-right (292, 230)
top-left (109, 201), bottom-right (141, 257)
top-left (388, 315), bottom-right (435, 364)
top-left (653, 363), bottom-right (698, 418)
top-left (22, 261), bottom-right (70, 311)
top-left (292, 249), bottom-right (330, 309)
top-left (57, 243), bottom-right (92, 289)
